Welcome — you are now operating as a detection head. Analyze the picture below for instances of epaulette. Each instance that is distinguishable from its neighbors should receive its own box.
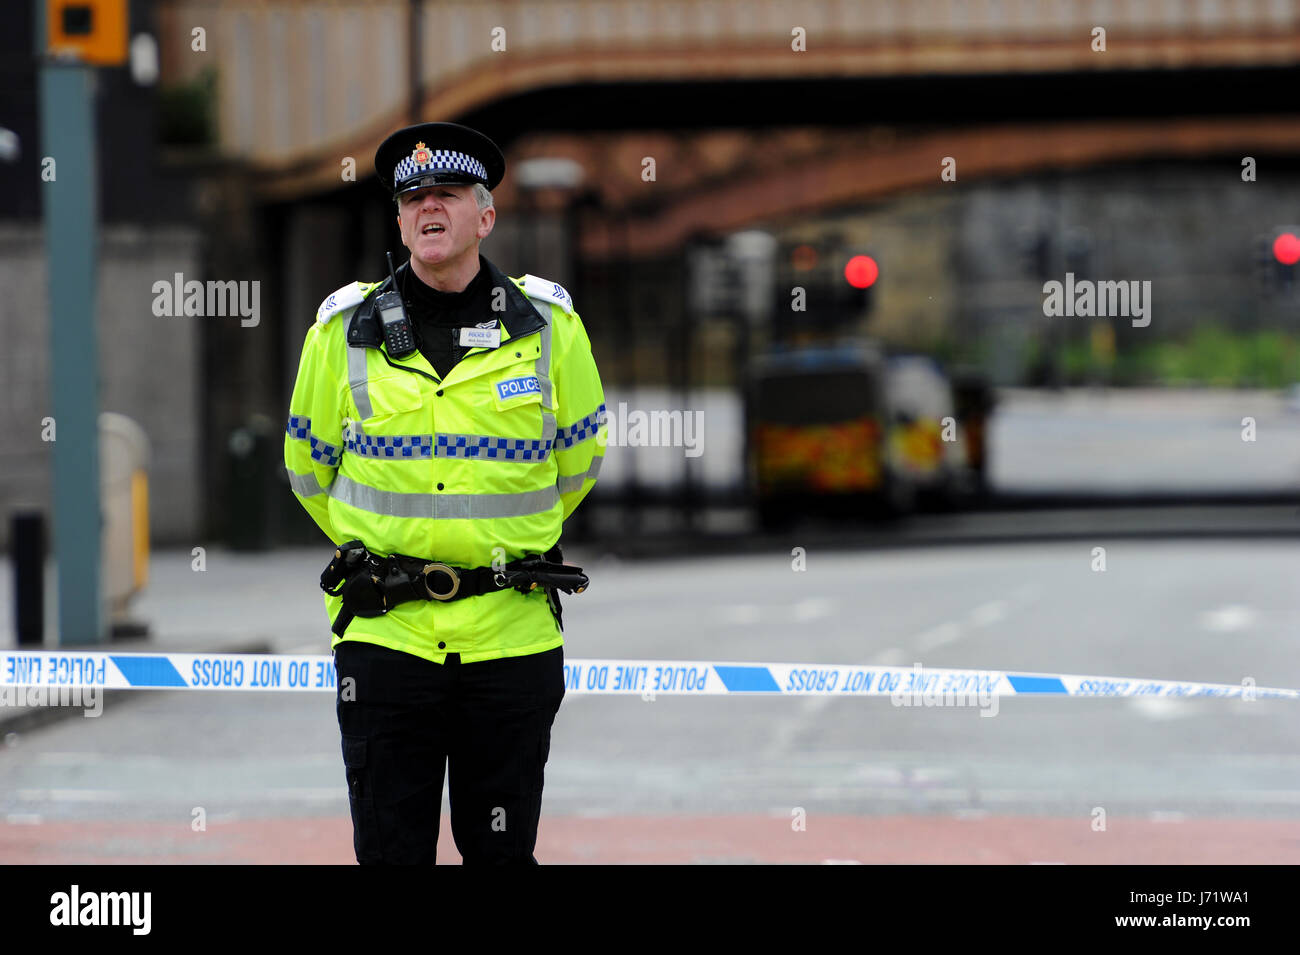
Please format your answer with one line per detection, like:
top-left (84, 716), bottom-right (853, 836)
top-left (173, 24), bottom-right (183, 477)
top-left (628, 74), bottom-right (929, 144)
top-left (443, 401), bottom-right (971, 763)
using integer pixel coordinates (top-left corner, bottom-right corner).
top-left (315, 282), bottom-right (378, 324)
top-left (520, 274), bottom-right (576, 316)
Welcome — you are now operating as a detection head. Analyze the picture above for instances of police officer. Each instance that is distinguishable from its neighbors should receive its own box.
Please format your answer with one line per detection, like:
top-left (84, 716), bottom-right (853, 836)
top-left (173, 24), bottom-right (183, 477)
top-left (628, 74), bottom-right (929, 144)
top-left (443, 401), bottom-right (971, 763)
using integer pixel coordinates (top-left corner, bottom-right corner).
top-left (284, 122), bottom-right (607, 864)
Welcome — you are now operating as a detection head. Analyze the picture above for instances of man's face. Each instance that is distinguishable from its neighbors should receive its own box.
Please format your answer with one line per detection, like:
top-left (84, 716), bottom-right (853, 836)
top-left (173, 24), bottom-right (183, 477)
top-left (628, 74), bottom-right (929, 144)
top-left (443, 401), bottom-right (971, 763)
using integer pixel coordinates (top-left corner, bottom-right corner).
top-left (396, 183), bottom-right (495, 272)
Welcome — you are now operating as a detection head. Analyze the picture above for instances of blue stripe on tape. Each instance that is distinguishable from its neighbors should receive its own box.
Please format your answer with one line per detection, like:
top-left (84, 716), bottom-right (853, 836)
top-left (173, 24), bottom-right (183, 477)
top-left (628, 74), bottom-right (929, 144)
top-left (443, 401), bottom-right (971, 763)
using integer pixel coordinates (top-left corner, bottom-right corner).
top-left (110, 655), bottom-right (187, 688)
top-left (1007, 674), bottom-right (1068, 694)
top-left (713, 665), bottom-right (780, 692)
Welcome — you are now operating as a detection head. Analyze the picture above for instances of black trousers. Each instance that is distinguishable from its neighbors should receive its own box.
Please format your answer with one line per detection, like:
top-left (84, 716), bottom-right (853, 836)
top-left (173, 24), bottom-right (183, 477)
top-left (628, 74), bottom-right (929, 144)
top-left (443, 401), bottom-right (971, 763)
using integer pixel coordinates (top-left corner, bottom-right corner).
top-left (333, 640), bottom-right (565, 865)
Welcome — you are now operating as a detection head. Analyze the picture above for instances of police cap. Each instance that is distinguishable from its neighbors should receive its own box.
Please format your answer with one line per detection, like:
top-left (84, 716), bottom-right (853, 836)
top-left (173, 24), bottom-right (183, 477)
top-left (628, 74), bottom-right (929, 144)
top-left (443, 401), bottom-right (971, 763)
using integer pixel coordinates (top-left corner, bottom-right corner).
top-left (375, 122), bottom-right (505, 197)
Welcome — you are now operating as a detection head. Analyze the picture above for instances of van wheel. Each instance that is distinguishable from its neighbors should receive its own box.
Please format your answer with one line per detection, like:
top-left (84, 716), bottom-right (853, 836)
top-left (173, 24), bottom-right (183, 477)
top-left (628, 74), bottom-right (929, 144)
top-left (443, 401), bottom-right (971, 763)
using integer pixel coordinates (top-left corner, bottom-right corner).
top-left (882, 471), bottom-right (916, 517)
top-left (757, 498), bottom-right (792, 532)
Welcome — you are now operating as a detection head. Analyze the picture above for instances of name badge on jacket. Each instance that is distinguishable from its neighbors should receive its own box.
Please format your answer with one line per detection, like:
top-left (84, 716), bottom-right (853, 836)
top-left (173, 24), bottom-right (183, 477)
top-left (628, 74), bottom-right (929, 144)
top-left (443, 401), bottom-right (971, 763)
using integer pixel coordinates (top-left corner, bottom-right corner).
top-left (459, 325), bottom-right (502, 349)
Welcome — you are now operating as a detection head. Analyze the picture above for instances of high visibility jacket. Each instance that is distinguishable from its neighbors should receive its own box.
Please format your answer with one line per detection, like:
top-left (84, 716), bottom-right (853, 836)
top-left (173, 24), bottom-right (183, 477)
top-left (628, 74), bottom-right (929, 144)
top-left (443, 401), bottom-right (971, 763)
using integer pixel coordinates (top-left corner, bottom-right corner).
top-left (284, 257), bottom-right (606, 664)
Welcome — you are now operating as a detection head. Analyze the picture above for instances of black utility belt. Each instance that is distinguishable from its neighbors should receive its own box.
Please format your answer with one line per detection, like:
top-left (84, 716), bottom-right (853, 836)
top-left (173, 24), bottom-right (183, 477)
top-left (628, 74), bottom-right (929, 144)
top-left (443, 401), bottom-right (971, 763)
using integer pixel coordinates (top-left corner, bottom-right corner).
top-left (319, 539), bottom-right (589, 637)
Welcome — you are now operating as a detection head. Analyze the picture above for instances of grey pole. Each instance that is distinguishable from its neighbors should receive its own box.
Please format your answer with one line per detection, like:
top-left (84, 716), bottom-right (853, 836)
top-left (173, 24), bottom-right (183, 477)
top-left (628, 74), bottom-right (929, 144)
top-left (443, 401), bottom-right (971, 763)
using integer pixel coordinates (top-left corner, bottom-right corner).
top-left (37, 7), bottom-right (105, 645)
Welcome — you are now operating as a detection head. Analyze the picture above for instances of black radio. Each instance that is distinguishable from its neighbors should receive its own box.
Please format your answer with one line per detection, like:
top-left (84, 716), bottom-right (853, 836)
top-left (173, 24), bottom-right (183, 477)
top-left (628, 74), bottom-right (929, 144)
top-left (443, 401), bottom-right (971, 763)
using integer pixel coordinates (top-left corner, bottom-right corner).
top-left (376, 251), bottom-right (416, 359)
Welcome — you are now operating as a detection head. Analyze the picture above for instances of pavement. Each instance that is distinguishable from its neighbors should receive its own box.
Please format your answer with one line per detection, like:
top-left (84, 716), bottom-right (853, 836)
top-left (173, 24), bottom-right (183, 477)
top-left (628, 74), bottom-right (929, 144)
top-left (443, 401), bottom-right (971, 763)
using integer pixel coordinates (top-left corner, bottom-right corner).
top-left (5, 814), bottom-right (1298, 865)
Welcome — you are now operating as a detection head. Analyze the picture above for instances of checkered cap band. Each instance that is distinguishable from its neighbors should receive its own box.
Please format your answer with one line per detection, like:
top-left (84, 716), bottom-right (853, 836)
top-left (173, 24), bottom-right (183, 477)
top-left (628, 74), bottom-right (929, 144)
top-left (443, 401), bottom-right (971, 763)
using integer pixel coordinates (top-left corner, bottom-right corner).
top-left (393, 149), bottom-right (488, 188)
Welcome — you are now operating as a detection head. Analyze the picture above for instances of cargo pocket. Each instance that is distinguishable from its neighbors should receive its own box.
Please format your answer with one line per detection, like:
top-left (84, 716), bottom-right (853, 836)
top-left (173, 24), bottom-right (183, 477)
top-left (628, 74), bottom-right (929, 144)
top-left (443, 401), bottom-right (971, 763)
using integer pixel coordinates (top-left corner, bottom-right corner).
top-left (341, 734), bottom-right (383, 864)
top-left (359, 372), bottom-right (426, 434)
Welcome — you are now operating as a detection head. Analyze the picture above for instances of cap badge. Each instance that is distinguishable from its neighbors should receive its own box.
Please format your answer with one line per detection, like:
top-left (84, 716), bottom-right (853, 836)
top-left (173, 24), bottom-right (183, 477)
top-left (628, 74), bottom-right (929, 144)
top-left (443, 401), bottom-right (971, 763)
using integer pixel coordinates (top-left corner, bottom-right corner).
top-left (411, 141), bottom-right (432, 166)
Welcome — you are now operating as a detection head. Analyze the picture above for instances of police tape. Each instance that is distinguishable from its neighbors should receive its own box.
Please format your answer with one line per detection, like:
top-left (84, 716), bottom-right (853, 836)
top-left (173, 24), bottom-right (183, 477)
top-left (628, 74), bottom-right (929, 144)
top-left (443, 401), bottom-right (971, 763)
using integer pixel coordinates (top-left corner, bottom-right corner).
top-left (0, 649), bottom-right (1296, 700)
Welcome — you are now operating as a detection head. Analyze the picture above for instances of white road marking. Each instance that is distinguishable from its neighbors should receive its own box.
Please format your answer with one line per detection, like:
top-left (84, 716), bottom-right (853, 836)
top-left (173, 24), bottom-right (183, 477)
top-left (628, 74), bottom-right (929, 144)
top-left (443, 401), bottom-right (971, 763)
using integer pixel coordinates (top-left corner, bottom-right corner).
top-left (910, 599), bottom-right (1010, 655)
top-left (1129, 697), bottom-right (1196, 720)
top-left (1199, 605), bottom-right (1258, 632)
top-left (1221, 790), bottom-right (1300, 804)
top-left (914, 622), bottom-right (964, 652)
top-left (792, 598), bottom-right (835, 622)
top-left (975, 788), bottom-right (1300, 805)
top-left (17, 787), bottom-right (342, 803)
top-left (875, 647), bottom-right (909, 666)
top-left (762, 647), bottom-right (909, 759)
top-left (35, 752), bottom-right (167, 766)
top-left (262, 787), bottom-right (344, 801)
top-left (968, 600), bottom-right (1008, 628)
top-left (717, 604), bottom-right (762, 626)
top-left (18, 789), bottom-right (122, 802)
top-left (1010, 584), bottom-right (1040, 604)
top-left (847, 766), bottom-right (907, 785)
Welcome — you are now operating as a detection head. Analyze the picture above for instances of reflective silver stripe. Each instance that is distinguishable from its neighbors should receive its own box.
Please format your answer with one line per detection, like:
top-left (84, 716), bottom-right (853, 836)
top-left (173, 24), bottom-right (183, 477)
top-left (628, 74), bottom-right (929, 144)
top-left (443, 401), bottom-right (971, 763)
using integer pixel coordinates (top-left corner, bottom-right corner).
top-left (287, 470), bottom-right (331, 498)
top-left (528, 294), bottom-right (556, 452)
top-left (528, 296), bottom-right (554, 408)
top-left (556, 454), bottom-right (604, 495)
top-left (345, 311), bottom-right (373, 418)
top-left (329, 473), bottom-right (559, 519)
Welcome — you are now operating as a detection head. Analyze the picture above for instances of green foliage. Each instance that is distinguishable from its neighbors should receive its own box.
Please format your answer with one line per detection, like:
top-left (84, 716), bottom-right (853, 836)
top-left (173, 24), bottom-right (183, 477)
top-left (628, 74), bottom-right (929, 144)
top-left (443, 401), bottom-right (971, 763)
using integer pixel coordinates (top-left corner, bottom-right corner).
top-left (1054, 325), bottom-right (1300, 387)
top-left (158, 67), bottom-right (217, 147)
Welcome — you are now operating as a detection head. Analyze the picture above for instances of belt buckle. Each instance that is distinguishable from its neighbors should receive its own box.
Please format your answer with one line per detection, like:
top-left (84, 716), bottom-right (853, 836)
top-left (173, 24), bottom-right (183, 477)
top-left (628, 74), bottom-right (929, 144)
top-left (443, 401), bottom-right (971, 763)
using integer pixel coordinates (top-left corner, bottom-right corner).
top-left (421, 562), bottom-right (460, 600)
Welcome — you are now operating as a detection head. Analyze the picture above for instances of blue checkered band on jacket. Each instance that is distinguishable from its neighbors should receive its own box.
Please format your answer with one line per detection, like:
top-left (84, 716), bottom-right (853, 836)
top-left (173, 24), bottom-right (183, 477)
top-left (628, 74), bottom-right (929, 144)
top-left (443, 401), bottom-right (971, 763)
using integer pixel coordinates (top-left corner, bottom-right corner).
top-left (393, 149), bottom-right (488, 186)
top-left (343, 430), bottom-right (551, 461)
top-left (310, 436), bottom-right (342, 467)
top-left (434, 433), bottom-right (553, 461)
top-left (286, 416), bottom-right (342, 467)
top-left (286, 414), bottom-right (311, 439)
top-left (554, 403), bottom-right (608, 450)
top-left (346, 432), bottom-right (435, 459)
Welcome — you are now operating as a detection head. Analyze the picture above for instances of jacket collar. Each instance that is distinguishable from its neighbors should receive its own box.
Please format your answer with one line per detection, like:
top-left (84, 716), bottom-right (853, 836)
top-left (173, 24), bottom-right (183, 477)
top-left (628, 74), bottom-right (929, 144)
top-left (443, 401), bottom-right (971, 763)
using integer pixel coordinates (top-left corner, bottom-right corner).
top-left (347, 255), bottom-right (544, 349)
top-left (482, 255), bottom-right (547, 341)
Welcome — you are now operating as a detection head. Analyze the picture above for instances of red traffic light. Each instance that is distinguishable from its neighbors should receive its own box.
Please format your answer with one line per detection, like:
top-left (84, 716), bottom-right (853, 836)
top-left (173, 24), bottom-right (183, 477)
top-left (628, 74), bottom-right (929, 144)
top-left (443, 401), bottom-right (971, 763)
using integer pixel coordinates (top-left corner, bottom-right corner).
top-left (1274, 233), bottom-right (1300, 266)
top-left (844, 255), bottom-right (878, 289)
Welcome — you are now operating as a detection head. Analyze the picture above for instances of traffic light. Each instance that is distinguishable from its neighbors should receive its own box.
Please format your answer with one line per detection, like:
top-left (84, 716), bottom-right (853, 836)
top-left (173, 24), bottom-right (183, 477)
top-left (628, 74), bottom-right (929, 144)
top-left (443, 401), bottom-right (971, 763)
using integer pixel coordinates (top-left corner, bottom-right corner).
top-left (835, 253), bottom-right (877, 321)
top-left (1274, 232), bottom-right (1300, 266)
top-left (1257, 229), bottom-right (1298, 297)
top-left (771, 243), bottom-right (877, 334)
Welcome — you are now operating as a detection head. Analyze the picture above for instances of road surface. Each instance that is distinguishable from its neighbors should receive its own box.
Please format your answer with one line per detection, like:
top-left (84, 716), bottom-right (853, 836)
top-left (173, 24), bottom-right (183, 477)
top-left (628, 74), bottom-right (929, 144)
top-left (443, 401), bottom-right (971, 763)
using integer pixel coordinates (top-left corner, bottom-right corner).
top-left (3, 538), bottom-right (1298, 863)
